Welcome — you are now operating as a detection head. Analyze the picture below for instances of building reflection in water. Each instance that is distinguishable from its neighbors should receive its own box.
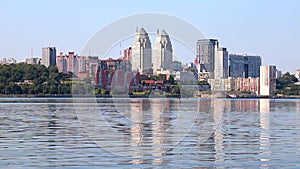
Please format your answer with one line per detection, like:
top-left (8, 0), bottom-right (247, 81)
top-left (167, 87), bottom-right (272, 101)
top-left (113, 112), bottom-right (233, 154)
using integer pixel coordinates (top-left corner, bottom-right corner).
top-left (151, 98), bottom-right (170, 165)
top-left (212, 99), bottom-right (226, 164)
top-left (130, 99), bottom-right (145, 165)
top-left (130, 98), bottom-right (171, 165)
top-left (259, 99), bottom-right (271, 167)
top-left (196, 99), bottom-right (229, 163)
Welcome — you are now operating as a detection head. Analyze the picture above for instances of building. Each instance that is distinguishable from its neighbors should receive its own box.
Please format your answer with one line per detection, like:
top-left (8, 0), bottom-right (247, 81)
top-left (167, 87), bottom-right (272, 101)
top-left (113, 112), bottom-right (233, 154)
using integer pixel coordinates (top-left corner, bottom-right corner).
top-left (123, 47), bottom-right (132, 61)
top-left (56, 52), bottom-right (87, 76)
top-left (276, 69), bottom-right (282, 79)
top-left (174, 71), bottom-right (197, 82)
top-left (208, 78), bottom-right (235, 92)
top-left (208, 77), bottom-right (260, 94)
top-left (229, 54), bottom-right (261, 78)
top-left (171, 61), bottom-right (182, 71)
top-left (196, 39), bottom-right (228, 79)
top-left (235, 77), bottom-right (260, 95)
top-left (0, 57), bottom-right (17, 65)
top-left (95, 58), bottom-right (140, 92)
top-left (295, 69), bottom-right (300, 79)
top-left (153, 29), bottom-right (173, 74)
top-left (214, 47), bottom-right (229, 79)
top-left (260, 65), bottom-right (277, 97)
top-left (85, 56), bottom-right (99, 78)
top-left (196, 39), bottom-right (218, 79)
top-left (131, 27), bottom-right (152, 74)
top-left (42, 47), bottom-right (56, 67)
top-left (56, 52), bottom-right (67, 73)
top-left (25, 57), bottom-right (41, 65)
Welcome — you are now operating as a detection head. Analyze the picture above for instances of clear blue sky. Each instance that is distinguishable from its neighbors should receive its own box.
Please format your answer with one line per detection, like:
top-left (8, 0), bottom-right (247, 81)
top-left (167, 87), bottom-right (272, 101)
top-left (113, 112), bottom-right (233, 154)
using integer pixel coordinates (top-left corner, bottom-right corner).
top-left (1, 0), bottom-right (299, 72)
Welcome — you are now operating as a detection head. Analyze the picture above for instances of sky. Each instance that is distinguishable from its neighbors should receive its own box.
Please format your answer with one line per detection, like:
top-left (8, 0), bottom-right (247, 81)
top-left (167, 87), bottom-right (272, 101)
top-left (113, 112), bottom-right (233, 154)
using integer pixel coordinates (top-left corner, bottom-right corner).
top-left (0, 0), bottom-right (299, 72)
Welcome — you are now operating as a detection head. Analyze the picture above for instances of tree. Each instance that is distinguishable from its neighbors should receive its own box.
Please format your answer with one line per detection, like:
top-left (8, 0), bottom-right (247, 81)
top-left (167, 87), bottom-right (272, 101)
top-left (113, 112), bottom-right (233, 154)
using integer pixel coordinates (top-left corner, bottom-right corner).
top-left (172, 85), bottom-right (180, 94)
top-left (276, 72), bottom-right (299, 95)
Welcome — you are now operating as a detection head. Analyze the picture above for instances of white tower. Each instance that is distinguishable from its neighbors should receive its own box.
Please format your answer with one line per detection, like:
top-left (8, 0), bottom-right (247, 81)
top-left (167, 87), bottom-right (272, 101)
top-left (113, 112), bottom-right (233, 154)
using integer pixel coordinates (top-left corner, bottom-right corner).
top-left (131, 27), bottom-right (152, 74)
top-left (153, 29), bottom-right (173, 74)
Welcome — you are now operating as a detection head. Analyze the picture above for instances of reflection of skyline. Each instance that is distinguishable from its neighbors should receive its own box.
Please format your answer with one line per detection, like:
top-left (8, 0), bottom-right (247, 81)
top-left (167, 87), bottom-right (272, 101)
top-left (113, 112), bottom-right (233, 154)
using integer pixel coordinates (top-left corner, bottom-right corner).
top-left (151, 99), bottom-right (169, 165)
top-left (259, 99), bottom-right (271, 166)
top-left (195, 99), bottom-right (274, 164)
top-left (196, 99), bottom-right (229, 163)
top-left (129, 99), bottom-right (171, 165)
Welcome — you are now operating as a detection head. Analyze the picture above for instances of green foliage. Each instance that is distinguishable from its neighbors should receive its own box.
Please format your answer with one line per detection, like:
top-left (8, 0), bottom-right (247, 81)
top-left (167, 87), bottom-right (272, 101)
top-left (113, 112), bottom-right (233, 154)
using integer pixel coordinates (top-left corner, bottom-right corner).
top-left (0, 63), bottom-right (72, 95)
top-left (276, 72), bottom-right (300, 95)
top-left (197, 80), bottom-right (209, 85)
top-left (172, 85), bottom-right (180, 94)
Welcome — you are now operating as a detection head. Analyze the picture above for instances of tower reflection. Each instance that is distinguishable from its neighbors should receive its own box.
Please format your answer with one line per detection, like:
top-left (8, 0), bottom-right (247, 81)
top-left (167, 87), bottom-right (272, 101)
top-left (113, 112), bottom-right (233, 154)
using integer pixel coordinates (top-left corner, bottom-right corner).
top-left (259, 99), bottom-right (271, 167)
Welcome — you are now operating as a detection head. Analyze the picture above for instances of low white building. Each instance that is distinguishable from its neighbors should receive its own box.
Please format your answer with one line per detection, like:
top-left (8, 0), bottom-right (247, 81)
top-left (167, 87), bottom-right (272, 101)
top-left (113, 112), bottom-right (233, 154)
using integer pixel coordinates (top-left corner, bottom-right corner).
top-left (295, 69), bottom-right (300, 79)
top-left (0, 57), bottom-right (17, 65)
top-left (25, 57), bottom-right (41, 65)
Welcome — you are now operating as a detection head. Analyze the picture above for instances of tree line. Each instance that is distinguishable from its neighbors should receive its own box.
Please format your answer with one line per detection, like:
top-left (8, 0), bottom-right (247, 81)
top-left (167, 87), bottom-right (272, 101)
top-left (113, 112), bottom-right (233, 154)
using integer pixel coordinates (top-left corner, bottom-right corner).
top-left (0, 63), bottom-right (72, 95)
top-left (276, 72), bottom-right (300, 95)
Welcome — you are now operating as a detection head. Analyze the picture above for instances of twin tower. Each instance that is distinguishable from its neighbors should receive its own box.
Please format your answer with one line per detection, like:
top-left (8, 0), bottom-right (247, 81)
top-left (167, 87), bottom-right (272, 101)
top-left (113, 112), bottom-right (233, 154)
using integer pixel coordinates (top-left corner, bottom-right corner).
top-left (131, 27), bottom-right (173, 74)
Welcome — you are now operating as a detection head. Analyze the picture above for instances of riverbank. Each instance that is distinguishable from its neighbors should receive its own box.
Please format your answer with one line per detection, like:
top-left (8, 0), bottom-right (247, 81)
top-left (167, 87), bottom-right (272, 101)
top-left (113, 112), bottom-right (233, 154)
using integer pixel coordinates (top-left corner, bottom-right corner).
top-left (0, 94), bottom-right (300, 99)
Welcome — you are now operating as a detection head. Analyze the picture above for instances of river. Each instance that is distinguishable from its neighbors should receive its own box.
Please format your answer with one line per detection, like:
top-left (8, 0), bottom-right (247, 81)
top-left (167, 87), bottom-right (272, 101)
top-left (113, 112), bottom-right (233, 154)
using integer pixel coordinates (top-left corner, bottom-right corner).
top-left (0, 98), bottom-right (300, 168)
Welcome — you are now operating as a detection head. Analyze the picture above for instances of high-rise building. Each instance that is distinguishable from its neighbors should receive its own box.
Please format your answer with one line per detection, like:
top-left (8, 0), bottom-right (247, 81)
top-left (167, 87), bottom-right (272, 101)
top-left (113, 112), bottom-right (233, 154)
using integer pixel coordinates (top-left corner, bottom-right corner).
top-left (229, 54), bottom-right (261, 78)
top-left (196, 39), bottom-right (218, 79)
top-left (131, 27), bottom-right (152, 74)
top-left (214, 47), bottom-right (228, 79)
top-left (260, 65), bottom-right (277, 97)
top-left (56, 52), bottom-right (87, 76)
top-left (153, 29), bottom-right (173, 74)
top-left (42, 47), bottom-right (56, 67)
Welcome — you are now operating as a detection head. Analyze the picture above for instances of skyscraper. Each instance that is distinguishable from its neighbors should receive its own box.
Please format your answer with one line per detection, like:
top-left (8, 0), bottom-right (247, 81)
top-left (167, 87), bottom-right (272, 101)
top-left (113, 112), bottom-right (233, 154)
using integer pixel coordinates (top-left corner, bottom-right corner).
top-left (260, 65), bottom-right (277, 96)
top-left (214, 47), bottom-right (228, 79)
top-left (42, 47), bottom-right (56, 67)
top-left (131, 27), bottom-right (152, 74)
top-left (229, 54), bottom-right (261, 78)
top-left (153, 29), bottom-right (173, 74)
top-left (196, 39), bottom-right (218, 79)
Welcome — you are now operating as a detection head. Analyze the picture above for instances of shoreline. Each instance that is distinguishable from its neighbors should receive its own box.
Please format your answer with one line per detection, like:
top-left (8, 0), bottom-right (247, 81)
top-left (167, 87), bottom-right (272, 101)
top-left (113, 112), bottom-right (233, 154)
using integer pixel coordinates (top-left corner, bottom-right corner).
top-left (0, 94), bottom-right (300, 99)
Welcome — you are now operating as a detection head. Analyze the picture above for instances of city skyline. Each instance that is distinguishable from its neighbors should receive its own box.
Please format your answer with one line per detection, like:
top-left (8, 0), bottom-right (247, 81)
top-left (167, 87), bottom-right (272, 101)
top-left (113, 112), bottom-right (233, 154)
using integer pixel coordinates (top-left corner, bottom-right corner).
top-left (1, 0), bottom-right (299, 72)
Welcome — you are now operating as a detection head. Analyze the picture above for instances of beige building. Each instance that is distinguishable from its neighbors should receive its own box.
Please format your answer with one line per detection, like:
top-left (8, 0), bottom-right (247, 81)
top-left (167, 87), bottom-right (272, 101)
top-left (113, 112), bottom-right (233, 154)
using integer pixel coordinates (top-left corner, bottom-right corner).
top-left (153, 29), bottom-right (173, 74)
top-left (259, 65), bottom-right (277, 97)
top-left (131, 27), bottom-right (152, 74)
top-left (208, 77), bottom-right (260, 94)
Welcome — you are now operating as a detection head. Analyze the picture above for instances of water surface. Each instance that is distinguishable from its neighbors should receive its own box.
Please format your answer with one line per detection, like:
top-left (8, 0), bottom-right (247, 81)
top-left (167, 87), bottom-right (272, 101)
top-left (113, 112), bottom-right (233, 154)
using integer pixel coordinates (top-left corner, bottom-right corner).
top-left (0, 98), bottom-right (300, 168)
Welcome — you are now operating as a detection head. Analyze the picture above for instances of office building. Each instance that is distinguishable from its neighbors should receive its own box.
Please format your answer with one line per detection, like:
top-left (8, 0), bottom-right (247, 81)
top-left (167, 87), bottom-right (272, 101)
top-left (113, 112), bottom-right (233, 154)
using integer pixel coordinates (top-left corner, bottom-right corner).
top-left (196, 39), bottom-right (228, 79)
top-left (131, 27), bottom-right (152, 74)
top-left (153, 29), bottom-right (173, 74)
top-left (42, 47), bottom-right (56, 67)
top-left (196, 39), bottom-right (218, 79)
top-left (260, 65), bottom-right (277, 97)
top-left (214, 47), bottom-right (228, 79)
top-left (229, 54), bottom-right (261, 78)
